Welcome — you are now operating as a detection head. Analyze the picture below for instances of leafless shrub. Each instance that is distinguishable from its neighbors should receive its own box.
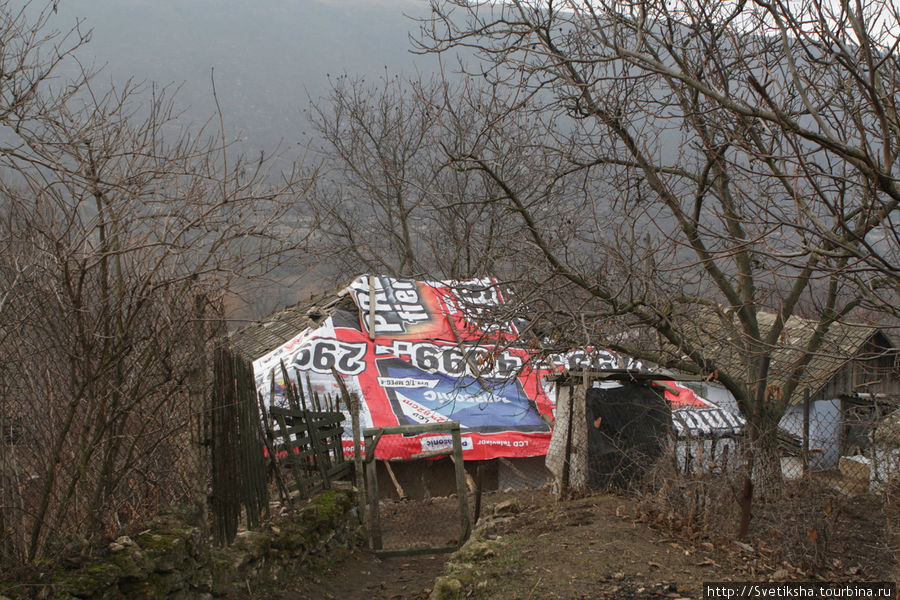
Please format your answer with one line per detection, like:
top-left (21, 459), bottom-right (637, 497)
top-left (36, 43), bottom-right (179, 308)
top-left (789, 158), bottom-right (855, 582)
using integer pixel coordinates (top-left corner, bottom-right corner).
top-left (0, 1), bottom-right (308, 568)
top-left (638, 440), bottom-right (745, 539)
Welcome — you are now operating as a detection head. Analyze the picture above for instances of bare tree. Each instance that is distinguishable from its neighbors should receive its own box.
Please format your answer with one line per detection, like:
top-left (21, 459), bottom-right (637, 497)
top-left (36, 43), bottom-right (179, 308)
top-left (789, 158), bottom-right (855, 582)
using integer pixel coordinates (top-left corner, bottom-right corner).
top-left (418, 0), bottom-right (899, 535)
top-left (0, 2), bottom-right (309, 566)
top-left (305, 74), bottom-right (517, 281)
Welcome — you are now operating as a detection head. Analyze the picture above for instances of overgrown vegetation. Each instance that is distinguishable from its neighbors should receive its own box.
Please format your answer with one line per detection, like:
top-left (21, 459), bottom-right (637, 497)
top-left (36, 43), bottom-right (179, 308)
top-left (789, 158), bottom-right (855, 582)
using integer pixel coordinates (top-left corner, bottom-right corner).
top-left (0, 1), bottom-right (308, 569)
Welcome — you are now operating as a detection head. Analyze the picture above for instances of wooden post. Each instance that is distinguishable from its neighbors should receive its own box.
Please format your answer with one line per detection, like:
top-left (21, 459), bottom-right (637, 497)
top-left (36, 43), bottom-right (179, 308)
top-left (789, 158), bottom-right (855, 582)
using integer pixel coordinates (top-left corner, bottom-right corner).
top-left (451, 425), bottom-right (471, 545)
top-left (368, 274), bottom-right (377, 339)
top-left (473, 463), bottom-right (485, 526)
top-left (304, 411), bottom-right (331, 488)
top-left (280, 359), bottom-right (301, 413)
top-left (274, 410), bottom-right (308, 498)
top-left (257, 393), bottom-right (291, 506)
top-left (351, 393), bottom-right (366, 526)
top-left (190, 293), bottom-right (209, 537)
top-left (801, 388), bottom-right (810, 475)
top-left (364, 431), bottom-right (382, 550)
top-left (295, 368), bottom-right (309, 411)
top-left (331, 368), bottom-right (367, 527)
top-left (383, 462), bottom-right (407, 500)
top-left (562, 380), bottom-right (575, 493)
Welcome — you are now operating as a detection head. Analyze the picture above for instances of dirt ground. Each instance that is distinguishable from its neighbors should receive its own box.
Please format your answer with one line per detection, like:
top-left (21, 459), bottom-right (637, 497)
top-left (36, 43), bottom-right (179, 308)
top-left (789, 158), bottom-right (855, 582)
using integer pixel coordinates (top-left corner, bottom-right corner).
top-left (258, 488), bottom-right (897, 600)
top-left (259, 551), bottom-right (448, 600)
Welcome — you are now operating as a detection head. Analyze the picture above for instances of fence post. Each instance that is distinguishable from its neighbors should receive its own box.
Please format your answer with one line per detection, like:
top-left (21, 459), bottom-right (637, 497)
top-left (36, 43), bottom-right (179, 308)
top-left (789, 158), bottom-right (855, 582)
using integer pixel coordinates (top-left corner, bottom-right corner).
top-left (451, 425), bottom-right (471, 545)
top-left (190, 294), bottom-right (209, 538)
top-left (364, 431), bottom-right (382, 550)
top-left (562, 380), bottom-right (575, 493)
top-left (351, 393), bottom-right (366, 526)
top-left (331, 368), bottom-right (367, 527)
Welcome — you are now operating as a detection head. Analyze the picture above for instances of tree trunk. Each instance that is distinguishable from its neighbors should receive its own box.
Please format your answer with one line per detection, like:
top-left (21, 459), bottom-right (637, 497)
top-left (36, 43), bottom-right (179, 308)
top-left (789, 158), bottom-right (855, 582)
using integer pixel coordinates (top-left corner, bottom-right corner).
top-left (752, 409), bottom-right (784, 501)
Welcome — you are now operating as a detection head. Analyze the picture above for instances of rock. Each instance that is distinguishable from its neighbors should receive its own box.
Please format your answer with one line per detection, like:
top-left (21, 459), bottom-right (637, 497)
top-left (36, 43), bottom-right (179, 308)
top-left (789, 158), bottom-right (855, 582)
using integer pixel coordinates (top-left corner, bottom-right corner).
top-left (839, 456), bottom-right (871, 494)
top-left (493, 499), bottom-right (521, 515)
top-left (455, 540), bottom-right (497, 562)
top-left (430, 576), bottom-right (464, 600)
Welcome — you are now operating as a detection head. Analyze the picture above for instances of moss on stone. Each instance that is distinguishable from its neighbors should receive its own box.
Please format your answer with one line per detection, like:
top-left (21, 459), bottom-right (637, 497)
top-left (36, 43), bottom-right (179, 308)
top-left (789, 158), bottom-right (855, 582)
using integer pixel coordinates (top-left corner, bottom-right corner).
top-left (137, 532), bottom-right (179, 553)
top-left (309, 489), bottom-right (351, 523)
top-left (50, 561), bottom-right (122, 598)
top-left (3, 488), bottom-right (361, 599)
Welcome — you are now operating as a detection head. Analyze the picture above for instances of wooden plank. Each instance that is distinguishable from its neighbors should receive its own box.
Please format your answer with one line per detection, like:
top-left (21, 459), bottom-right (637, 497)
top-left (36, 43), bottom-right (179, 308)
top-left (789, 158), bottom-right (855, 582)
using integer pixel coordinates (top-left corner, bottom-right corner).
top-left (257, 391), bottom-right (292, 506)
top-left (272, 424), bottom-right (315, 439)
top-left (279, 450), bottom-right (318, 462)
top-left (404, 448), bottom-right (453, 460)
top-left (383, 461), bottom-right (407, 499)
top-left (270, 406), bottom-right (344, 421)
top-left (451, 427), bottom-right (471, 546)
top-left (274, 411), bottom-right (309, 498)
top-left (295, 368), bottom-right (309, 411)
top-left (363, 422), bottom-right (462, 436)
top-left (279, 359), bottom-right (301, 413)
top-left (327, 462), bottom-right (352, 478)
top-left (473, 463), bottom-right (485, 525)
top-left (365, 430), bottom-right (384, 463)
top-left (368, 274), bottom-right (377, 339)
top-left (364, 432), bottom-right (382, 550)
top-left (305, 411), bottom-right (332, 488)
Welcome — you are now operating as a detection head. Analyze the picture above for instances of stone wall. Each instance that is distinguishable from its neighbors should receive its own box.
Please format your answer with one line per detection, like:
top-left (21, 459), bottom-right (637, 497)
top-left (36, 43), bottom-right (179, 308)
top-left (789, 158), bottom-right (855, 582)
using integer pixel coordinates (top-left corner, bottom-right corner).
top-left (0, 488), bottom-right (363, 600)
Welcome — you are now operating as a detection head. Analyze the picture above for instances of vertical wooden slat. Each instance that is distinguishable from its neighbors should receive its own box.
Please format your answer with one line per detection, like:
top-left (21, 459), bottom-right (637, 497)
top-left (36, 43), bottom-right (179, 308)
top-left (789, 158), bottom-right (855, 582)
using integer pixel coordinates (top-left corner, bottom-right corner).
top-left (368, 274), bottom-right (377, 339)
top-left (275, 410), bottom-right (308, 498)
top-left (562, 380), bottom-right (575, 493)
top-left (189, 294), bottom-right (209, 540)
top-left (365, 432), bottom-right (382, 550)
top-left (451, 425), bottom-right (470, 546)
top-left (295, 368), bottom-right (309, 412)
top-left (351, 394), bottom-right (366, 526)
top-left (473, 463), bottom-right (485, 526)
top-left (280, 359), bottom-right (300, 413)
top-left (331, 368), bottom-right (365, 526)
top-left (236, 356), bottom-right (268, 528)
top-left (304, 408), bottom-right (331, 489)
top-left (210, 347), bottom-right (240, 546)
top-left (257, 392), bottom-right (291, 506)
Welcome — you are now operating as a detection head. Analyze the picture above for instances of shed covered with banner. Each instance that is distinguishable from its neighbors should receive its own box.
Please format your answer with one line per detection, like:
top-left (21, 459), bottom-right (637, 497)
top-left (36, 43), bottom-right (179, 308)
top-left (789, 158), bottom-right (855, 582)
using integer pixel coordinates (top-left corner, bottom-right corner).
top-left (231, 274), bottom-right (743, 495)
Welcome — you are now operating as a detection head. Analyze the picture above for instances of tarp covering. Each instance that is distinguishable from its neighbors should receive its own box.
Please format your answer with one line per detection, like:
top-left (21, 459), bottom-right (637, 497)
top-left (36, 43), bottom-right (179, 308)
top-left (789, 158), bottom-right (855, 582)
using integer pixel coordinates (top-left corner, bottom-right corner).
top-left (253, 276), bottom-right (558, 461)
top-left (252, 275), bottom-right (737, 462)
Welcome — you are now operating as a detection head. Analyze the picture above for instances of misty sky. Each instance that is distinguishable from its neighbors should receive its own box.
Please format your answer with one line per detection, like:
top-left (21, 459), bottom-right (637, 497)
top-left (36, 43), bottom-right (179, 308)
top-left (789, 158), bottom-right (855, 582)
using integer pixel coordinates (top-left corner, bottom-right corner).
top-left (52, 0), bottom-right (439, 156)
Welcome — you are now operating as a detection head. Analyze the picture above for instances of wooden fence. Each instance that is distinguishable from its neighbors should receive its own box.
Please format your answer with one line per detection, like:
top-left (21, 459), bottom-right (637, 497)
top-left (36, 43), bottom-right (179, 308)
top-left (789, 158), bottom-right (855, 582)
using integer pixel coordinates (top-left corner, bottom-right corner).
top-left (210, 348), bottom-right (269, 546)
top-left (268, 406), bottom-right (350, 498)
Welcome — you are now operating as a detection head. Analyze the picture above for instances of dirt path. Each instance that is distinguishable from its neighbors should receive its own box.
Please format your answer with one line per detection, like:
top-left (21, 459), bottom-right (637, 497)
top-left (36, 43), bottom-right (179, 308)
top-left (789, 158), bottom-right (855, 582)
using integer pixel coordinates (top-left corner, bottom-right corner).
top-left (250, 489), bottom-right (895, 600)
top-left (255, 550), bottom-right (448, 600)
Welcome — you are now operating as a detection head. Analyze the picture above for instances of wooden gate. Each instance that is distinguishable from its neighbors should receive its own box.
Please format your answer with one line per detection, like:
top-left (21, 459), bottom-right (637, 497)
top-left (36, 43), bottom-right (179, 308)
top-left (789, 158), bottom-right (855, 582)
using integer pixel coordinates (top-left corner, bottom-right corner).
top-left (363, 421), bottom-right (471, 556)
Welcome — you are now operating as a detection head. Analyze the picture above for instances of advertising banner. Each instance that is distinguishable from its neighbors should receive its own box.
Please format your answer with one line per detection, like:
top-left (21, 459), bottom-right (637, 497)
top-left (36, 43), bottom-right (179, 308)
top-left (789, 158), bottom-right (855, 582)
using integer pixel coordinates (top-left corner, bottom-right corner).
top-left (252, 275), bottom-right (727, 461)
top-left (253, 276), bottom-right (554, 461)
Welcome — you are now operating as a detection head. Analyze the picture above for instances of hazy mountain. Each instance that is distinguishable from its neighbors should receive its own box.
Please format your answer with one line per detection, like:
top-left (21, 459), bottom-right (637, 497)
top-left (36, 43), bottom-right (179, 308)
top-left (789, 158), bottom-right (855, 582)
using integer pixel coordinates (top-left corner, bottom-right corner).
top-left (52, 0), bottom-right (441, 157)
